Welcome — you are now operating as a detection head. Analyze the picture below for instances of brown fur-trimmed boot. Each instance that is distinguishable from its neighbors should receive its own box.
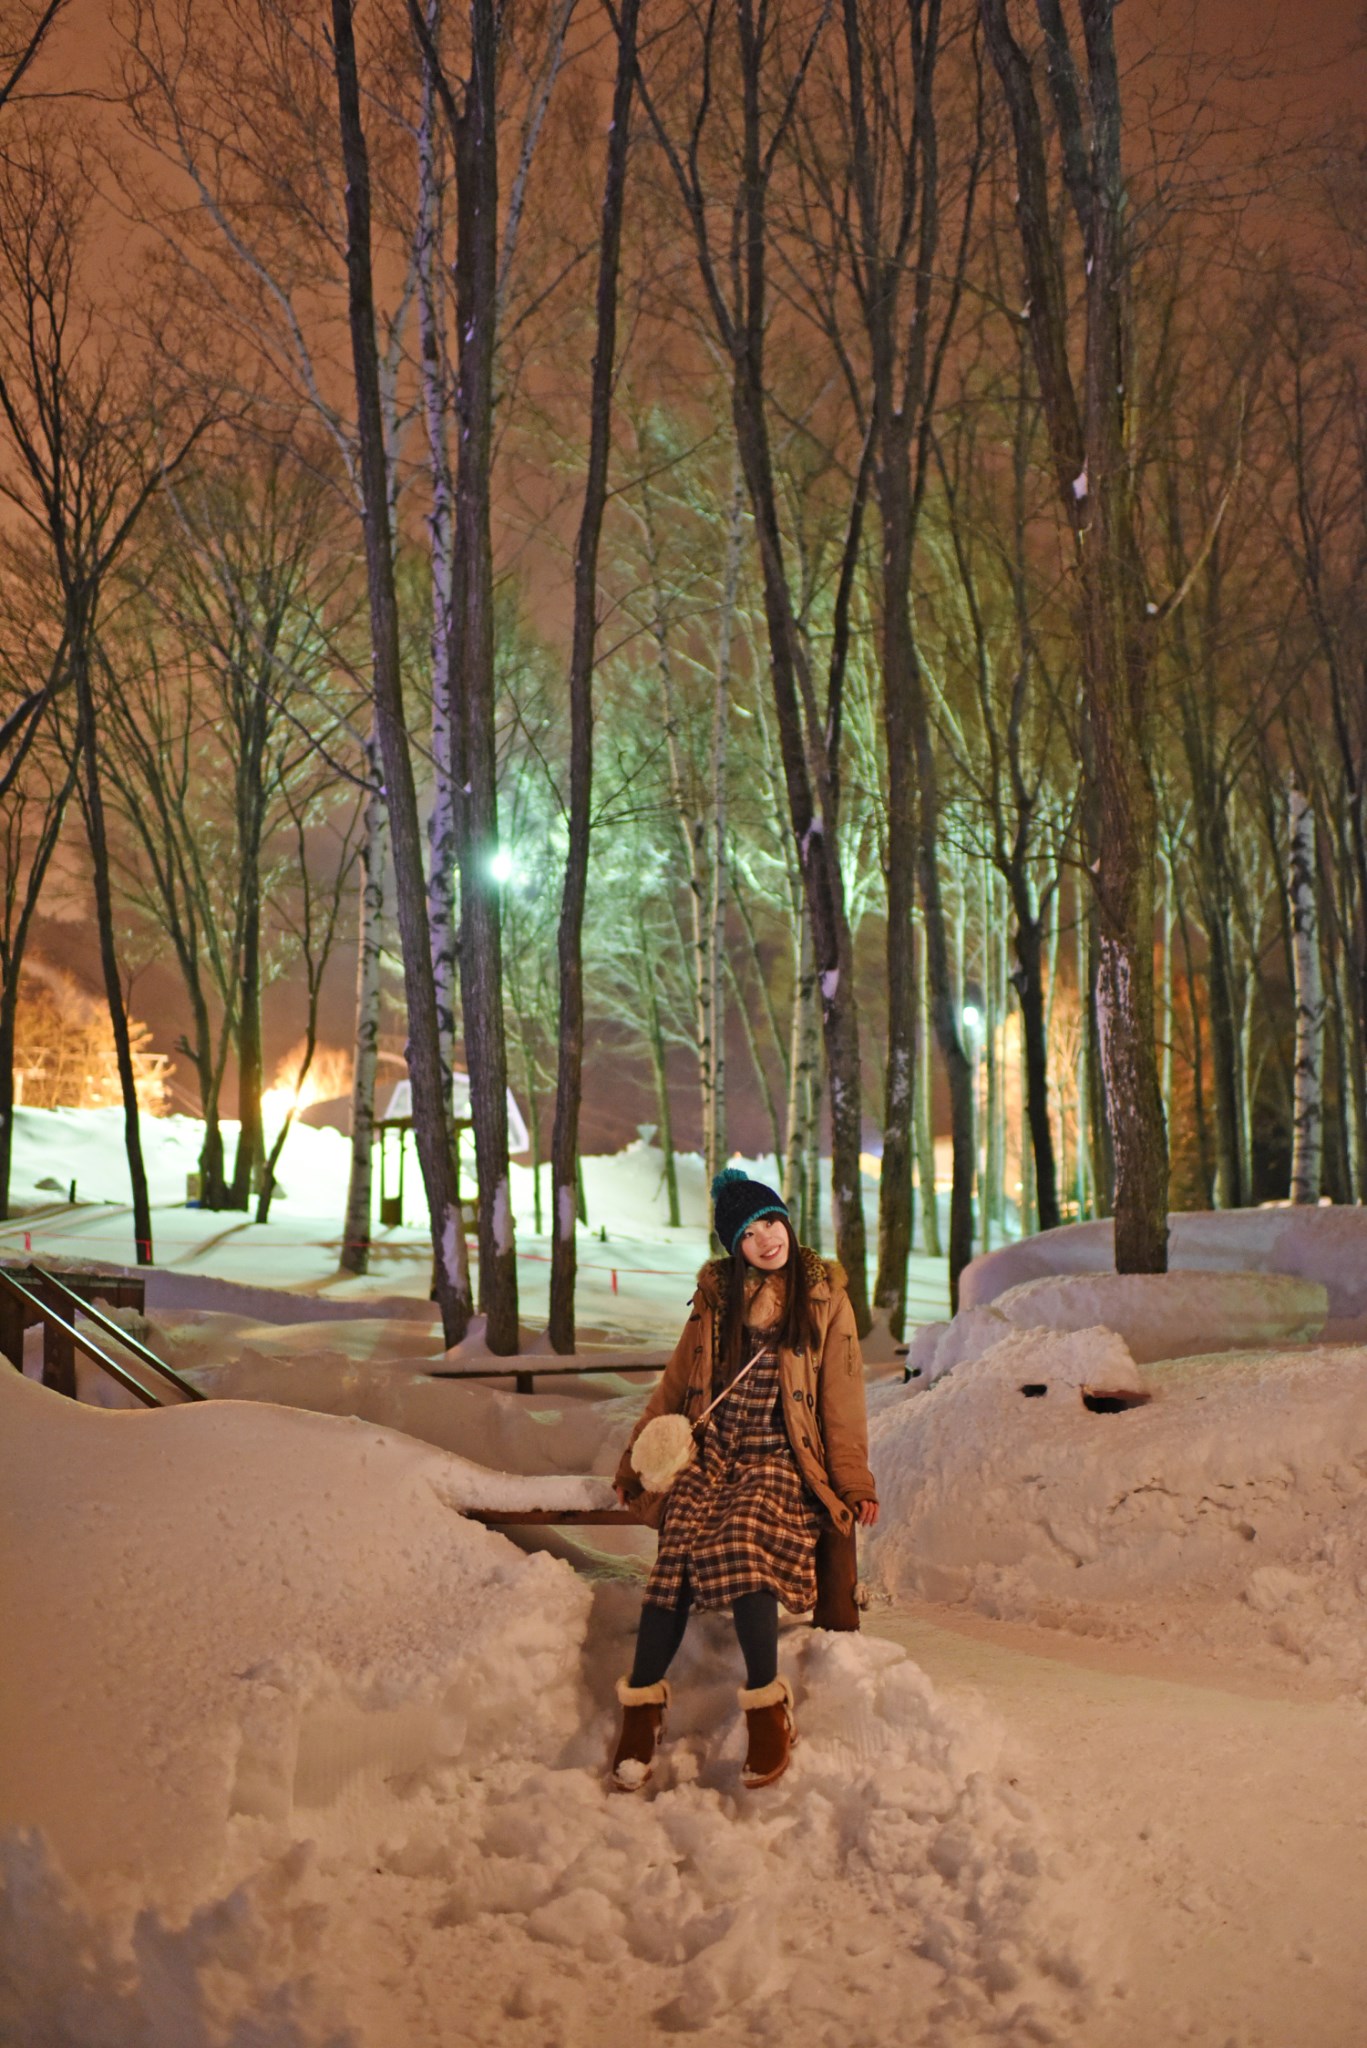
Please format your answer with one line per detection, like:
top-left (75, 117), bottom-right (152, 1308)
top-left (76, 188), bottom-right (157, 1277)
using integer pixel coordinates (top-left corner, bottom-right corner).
top-left (610, 1677), bottom-right (670, 1792)
top-left (739, 1675), bottom-right (795, 1789)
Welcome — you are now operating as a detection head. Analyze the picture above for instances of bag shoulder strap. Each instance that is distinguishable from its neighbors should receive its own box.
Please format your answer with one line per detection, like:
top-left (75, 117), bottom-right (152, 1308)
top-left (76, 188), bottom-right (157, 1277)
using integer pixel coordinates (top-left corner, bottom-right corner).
top-left (695, 1344), bottom-right (771, 1428)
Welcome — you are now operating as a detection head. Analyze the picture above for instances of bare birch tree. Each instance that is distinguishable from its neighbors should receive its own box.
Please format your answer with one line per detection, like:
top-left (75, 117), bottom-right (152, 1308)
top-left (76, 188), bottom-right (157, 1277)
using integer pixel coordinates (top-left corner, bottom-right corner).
top-left (332, 0), bottom-right (470, 1342)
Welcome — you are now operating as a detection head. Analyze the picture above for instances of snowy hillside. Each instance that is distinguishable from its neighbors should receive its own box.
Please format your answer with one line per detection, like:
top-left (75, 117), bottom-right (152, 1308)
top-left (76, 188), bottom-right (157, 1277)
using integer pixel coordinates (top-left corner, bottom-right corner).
top-left (0, 1366), bottom-right (1095, 2047)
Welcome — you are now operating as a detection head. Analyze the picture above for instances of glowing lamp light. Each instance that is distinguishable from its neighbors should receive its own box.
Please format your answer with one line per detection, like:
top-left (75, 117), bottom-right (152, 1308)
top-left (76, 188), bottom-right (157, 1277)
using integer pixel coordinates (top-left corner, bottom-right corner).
top-left (962, 1003), bottom-right (981, 1031)
top-left (489, 847), bottom-right (517, 884)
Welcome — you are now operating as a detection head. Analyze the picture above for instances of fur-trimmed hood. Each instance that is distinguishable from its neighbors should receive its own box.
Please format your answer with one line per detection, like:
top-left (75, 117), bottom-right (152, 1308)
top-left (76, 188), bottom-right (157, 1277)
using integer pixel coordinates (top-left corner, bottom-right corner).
top-left (693, 1247), bottom-right (846, 1311)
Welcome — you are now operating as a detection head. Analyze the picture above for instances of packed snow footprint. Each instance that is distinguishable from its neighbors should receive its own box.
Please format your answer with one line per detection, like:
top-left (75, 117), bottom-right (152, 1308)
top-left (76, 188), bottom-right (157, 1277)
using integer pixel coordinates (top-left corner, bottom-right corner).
top-left (312, 1614), bottom-right (1096, 2048)
top-left (2, 1629), bottom-right (1095, 2048)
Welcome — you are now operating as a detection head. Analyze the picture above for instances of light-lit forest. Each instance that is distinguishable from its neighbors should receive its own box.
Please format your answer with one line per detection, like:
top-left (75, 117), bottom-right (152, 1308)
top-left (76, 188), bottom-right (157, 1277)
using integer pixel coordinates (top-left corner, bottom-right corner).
top-left (1, 0), bottom-right (1363, 1348)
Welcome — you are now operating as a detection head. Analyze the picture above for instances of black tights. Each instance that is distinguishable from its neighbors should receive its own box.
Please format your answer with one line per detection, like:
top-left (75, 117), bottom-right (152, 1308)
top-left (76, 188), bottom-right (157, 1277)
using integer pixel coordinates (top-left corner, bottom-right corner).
top-left (628, 1581), bottom-right (778, 1692)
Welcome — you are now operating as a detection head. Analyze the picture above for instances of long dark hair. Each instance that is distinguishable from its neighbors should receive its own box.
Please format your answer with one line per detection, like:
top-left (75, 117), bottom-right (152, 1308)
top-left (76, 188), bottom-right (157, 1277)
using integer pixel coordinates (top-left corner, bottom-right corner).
top-left (718, 1216), bottom-right (819, 1379)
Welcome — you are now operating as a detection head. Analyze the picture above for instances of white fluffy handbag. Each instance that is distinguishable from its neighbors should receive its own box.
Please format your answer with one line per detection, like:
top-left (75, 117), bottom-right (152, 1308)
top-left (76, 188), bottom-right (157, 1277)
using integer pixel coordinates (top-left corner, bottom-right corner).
top-left (630, 1347), bottom-right (770, 1496)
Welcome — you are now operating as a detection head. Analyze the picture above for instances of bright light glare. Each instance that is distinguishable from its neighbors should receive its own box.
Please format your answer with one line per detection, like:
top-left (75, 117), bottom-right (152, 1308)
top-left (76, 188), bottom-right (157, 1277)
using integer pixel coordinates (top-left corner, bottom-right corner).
top-left (261, 1070), bottom-right (329, 1132)
top-left (490, 847), bottom-right (516, 884)
top-left (962, 1004), bottom-right (981, 1031)
top-left (261, 1084), bottom-right (301, 1129)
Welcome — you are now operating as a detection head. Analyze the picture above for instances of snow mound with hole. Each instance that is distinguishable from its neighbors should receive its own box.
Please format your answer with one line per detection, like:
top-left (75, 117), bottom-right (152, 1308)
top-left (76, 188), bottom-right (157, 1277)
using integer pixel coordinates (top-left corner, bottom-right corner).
top-left (0, 1366), bottom-right (1100, 2046)
top-left (867, 1325), bottom-right (1367, 1686)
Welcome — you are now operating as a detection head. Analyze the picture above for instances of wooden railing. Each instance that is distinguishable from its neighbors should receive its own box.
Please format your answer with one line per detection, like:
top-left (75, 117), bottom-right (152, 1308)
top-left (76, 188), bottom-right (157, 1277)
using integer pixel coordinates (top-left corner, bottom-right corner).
top-left (0, 1262), bottom-right (204, 1406)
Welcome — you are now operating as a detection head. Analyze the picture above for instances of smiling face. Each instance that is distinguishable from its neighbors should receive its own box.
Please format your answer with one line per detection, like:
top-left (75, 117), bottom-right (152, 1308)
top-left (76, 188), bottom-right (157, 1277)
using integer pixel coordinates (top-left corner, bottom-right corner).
top-left (738, 1214), bottom-right (790, 1271)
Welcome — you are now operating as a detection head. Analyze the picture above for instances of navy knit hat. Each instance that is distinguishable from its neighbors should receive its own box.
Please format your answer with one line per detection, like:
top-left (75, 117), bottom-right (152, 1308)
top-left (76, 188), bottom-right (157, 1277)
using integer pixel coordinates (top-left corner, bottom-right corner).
top-left (711, 1166), bottom-right (789, 1255)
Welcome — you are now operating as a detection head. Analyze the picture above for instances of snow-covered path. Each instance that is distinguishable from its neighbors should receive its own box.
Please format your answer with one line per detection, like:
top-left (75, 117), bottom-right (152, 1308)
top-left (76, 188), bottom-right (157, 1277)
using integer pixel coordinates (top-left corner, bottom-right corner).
top-left (872, 1605), bottom-right (1367, 2047)
top-left (9, 1111), bottom-right (1367, 2044)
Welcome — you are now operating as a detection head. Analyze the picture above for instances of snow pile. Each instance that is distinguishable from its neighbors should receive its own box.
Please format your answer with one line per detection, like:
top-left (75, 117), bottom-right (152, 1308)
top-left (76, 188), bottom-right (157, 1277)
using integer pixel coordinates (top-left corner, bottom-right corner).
top-left (0, 1368), bottom-right (1095, 2045)
top-left (139, 1317), bottom-right (647, 1486)
top-left (906, 1268), bottom-right (1328, 1382)
top-left (868, 1324), bottom-right (1367, 1686)
top-left (0, 1368), bottom-right (590, 1909)
top-left (961, 1206), bottom-right (1367, 1336)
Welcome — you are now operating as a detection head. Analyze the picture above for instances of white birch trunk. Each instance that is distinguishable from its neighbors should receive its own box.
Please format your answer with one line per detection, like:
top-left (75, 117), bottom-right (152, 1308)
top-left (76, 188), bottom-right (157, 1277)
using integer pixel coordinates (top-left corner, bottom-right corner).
top-left (1043, 871), bottom-right (1062, 1204)
top-left (782, 909), bottom-right (810, 1209)
top-left (341, 750), bottom-right (387, 1274)
top-left (1239, 963), bottom-right (1257, 1196)
top-left (1159, 850), bottom-right (1174, 1136)
top-left (992, 879), bottom-right (1008, 1232)
top-left (647, 502), bottom-right (714, 1174)
top-left (803, 1028), bottom-right (823, 1254)
top-left (416, 13), bottom-right (460, 1092)
top-left (915, 913), bottom-right (942, 1257)
top-left (1288, 785), bottom-right (1324, 1205)
top-left (1075, 895), bottom-right (1091, 1219)
top-left (980, 874), bottom-right (995, 1254)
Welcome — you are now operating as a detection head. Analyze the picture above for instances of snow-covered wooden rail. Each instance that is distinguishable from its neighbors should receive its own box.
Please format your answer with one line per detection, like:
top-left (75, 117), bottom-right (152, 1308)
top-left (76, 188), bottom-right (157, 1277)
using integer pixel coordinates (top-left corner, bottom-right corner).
top-left (470, 1507), bottom-right (633, 1526)
top-left (439, 1464), bottom-right (632, 1528)
top-left (0, 1263), bottom-right (203, 1407)
top-left (431, 1350), bottom-right (671, 1396)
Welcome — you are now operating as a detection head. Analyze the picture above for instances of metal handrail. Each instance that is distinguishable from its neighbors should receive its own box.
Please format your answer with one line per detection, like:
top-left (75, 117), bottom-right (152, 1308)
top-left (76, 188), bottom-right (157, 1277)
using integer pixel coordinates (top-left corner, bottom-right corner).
top-left (0, 1266), bottom-right (161, 1408)
top-left (28, 1263), bottom-right (205, 1403)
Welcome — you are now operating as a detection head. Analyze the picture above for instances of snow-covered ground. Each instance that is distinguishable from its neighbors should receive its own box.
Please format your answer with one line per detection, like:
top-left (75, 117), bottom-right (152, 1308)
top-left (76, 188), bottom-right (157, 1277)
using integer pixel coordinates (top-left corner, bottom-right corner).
top-left (0, 1106), bottom-right (949, 1341)
top-left (0, 1365), bottom-right (1093, 2048)
top-left (6, 1110), bottom-right (1367, 2044)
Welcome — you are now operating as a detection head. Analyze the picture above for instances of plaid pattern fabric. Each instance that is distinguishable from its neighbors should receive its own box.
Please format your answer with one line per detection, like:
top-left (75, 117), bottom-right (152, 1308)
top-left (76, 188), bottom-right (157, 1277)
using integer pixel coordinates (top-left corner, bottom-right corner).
top-left (644, 1345), bottom-right (825, 1616)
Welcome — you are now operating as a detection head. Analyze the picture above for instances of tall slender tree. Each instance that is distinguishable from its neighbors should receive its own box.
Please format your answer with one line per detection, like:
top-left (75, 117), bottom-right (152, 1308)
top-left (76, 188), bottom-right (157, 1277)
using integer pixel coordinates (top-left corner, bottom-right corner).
top-left (331, 0), bottom-right (470, 1343)
top-left (979, 0), bottom-right (1170, 1269)
top-left (548, 0), bottom-right (639, 1351)
top-left (636, 0), bottom-right (873, 1329)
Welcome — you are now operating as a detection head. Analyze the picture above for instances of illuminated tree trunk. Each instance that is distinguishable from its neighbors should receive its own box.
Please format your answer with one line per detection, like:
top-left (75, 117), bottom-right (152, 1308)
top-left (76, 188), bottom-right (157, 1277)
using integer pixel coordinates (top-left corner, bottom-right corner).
top-left (548, 0), bottom-right (638, 1350)
top-left (981, 0), bottom-right (1168, 1271)
top-left (415, 0), bottom-right (460, 1099)
top-left (341, 749), bottom-right (387, 1276)
top-left (449, 0), bottom-right (518, 1348)
top-left (332, 0), bottom-right (470, 1343)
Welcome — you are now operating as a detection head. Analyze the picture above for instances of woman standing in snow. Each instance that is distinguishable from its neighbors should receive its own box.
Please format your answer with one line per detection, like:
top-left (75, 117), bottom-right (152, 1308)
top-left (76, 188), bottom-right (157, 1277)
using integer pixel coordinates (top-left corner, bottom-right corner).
top-left (611, 1167), bottom-right (878, 1793)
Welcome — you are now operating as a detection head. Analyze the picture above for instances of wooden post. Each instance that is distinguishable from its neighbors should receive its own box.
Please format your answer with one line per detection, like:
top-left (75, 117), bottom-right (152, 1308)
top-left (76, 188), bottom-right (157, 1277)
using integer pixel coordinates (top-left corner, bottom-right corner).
top-left (42, 1316), bottom-right (76, 1398)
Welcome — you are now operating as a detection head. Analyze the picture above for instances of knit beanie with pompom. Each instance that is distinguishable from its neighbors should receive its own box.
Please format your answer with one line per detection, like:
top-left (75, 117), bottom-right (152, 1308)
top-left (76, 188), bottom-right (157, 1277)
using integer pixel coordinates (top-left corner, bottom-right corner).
top-left (711, 1166), bottom-right (789, 1255)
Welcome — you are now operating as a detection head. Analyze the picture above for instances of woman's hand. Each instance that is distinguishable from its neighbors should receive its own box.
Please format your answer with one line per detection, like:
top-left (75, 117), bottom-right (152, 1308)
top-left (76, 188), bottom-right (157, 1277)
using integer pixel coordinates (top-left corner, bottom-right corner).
top-left (614, 1483), bottom-right (629, 1507)
top-left (855, 1499), bottom-right (879, 1528)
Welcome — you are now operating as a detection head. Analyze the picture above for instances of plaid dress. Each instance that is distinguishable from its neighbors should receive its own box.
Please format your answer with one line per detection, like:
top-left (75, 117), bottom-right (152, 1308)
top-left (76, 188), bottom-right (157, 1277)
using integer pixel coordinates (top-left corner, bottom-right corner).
top-left (643, 1329), bottom-right (826, 1616)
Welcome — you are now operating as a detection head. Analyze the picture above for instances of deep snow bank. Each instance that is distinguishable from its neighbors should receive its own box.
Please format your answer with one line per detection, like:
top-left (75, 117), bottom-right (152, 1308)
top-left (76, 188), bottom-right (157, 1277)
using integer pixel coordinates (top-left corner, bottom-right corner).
top-left (867, 1325), bottom-right (1367, 1685)
top-left (960, 1207), bottom-right (1367, 1335)
top-left (0, 1368), bottom-right (1097, 2046)
top-left (0, 1368), bottom-right (590, 1905)
top-left (904, 1268), bottom-right (1328, 1382)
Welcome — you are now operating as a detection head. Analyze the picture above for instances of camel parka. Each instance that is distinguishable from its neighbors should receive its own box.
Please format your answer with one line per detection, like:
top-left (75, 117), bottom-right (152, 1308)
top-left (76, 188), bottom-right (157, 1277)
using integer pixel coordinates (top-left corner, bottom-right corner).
top-left (615, 1251), bottom-right (877, 1536)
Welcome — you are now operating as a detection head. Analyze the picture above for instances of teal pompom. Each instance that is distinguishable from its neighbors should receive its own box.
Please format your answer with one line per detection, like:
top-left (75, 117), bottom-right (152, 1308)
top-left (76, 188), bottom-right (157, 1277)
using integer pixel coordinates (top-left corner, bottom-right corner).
top-left (710, 1166), bottom-right (747, 1199)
